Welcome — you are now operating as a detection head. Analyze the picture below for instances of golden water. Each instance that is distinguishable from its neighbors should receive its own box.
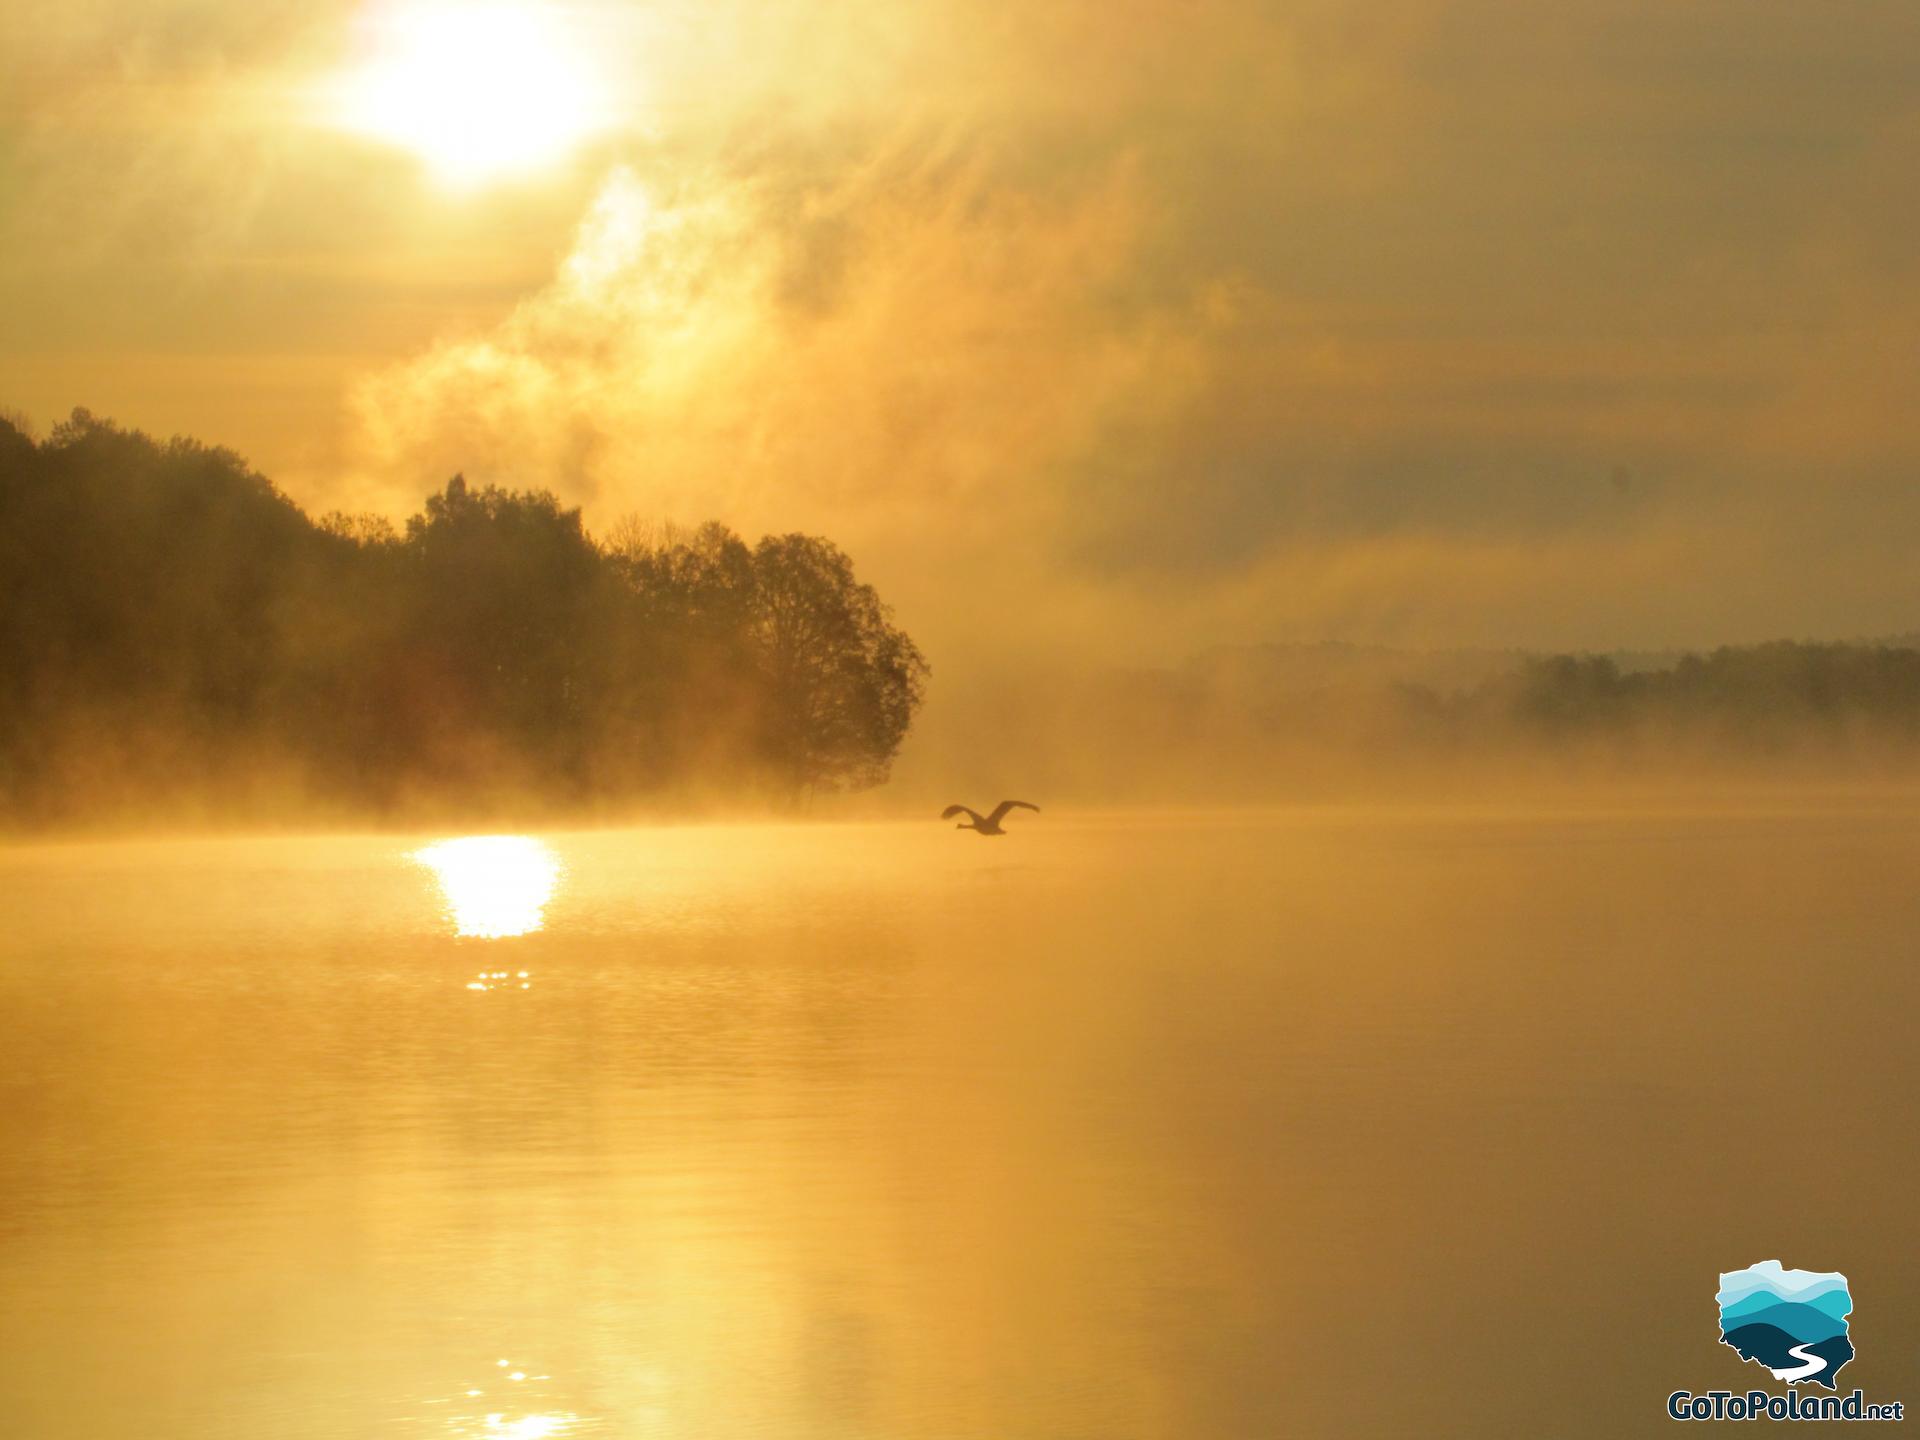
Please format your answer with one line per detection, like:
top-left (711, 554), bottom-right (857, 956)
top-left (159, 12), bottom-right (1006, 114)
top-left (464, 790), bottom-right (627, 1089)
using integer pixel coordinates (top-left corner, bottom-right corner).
top-left (2, 810), bottom-right (1914, 1436)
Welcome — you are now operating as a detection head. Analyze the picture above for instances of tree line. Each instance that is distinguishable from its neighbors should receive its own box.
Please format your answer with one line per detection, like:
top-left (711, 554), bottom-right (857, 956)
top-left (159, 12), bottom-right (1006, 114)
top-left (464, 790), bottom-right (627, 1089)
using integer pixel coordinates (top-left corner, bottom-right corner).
top-left (1192, 641), bottom-right (1920, 767)
top-left (942, 640), bottom-right (1920, 804)
top-left (1486, 645), bottom-right (1920, 750)
top-left (0, 409), bottom-right (927, 822)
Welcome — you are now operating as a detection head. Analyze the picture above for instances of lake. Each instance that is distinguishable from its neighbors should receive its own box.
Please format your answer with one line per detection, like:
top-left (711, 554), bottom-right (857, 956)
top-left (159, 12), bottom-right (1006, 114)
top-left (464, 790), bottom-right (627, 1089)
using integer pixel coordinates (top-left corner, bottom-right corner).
top-left (2, 808), bottom-right (1915, 1437)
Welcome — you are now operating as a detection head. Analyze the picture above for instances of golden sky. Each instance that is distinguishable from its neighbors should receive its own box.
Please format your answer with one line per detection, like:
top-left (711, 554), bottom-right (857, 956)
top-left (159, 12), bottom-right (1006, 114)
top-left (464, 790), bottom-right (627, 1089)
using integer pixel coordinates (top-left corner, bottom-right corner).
top-left (3, 0), bottom-right (1917, 665)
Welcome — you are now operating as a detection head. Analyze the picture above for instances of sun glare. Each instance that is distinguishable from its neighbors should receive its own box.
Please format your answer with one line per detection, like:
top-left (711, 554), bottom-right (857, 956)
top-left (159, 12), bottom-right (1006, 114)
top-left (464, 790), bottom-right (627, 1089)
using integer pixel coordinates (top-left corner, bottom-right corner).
top-left (415, 835), bottom-right (561, 938)
top-left (329, 0), bottom-right (610, 185)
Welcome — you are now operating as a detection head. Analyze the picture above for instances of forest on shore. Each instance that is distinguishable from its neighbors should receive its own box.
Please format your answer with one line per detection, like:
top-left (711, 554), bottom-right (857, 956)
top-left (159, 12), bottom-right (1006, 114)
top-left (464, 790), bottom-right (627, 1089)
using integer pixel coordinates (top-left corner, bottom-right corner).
top-left (9, 408), bottom-right (1920, 824)
top-left (0, 410), bottom-right (927, 823)
top-left (921, 638), bottom-right (1920, 802)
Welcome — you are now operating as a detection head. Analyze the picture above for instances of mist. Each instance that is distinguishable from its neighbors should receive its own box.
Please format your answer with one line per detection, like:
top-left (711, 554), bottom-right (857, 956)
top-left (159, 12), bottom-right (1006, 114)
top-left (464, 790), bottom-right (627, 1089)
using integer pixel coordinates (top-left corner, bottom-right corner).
top-left (6, 8), bottom-right (1920, 1437)
top-left (5, 0), bottom-right (1918, 695)
top-left (4, 0), bottom-right (1919, 826)
top-left (0, 411), bottom-right (924, 830)
top-left (890, 641), bottom-right (1920, 812)
top-left (10, 406), bottom-right (1920, 833)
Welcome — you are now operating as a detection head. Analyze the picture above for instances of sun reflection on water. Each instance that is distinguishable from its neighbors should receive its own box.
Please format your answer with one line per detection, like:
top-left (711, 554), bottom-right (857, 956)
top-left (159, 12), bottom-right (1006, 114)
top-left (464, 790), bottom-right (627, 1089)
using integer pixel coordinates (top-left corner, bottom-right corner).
top-left (481, 1415), bottom-right (572, 1439)
top-left (414, 836), bottom-right (561, 938)
top-left (421, 1355), bottom-right (578, 1440)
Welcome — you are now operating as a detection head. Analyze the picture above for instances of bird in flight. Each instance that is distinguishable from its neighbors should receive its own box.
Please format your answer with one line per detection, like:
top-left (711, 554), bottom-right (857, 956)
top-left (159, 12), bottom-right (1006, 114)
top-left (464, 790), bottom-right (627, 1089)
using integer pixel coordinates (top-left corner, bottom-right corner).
top-left (941, 800), bottom-right (1040, 835)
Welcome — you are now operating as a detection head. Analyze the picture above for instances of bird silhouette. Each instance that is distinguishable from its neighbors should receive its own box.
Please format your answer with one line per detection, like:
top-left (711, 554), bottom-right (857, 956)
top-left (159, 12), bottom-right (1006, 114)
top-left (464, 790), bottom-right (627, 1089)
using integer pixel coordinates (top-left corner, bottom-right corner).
top-left (942, 800), bottom-right (1040, 835)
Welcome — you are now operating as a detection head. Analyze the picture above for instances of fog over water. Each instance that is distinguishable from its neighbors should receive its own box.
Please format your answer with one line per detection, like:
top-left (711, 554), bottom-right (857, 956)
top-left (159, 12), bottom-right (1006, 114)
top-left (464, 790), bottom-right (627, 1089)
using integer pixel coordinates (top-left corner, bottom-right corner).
top-left (4, 809), bottom-right (1915, 1437)
top-left (4, 0), bottom-right (1917, 1429)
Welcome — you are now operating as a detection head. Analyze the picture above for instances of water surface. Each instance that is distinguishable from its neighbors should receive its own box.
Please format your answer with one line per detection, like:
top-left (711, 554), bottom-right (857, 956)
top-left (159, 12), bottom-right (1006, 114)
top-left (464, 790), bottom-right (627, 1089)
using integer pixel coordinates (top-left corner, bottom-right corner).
top-left (2, 810), bottom-right (1915, 1436)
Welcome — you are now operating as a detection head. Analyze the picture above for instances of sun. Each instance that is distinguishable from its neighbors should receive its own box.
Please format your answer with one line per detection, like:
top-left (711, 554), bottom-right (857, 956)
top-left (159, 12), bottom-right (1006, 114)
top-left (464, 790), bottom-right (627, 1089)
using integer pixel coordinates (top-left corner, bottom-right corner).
top-left (328, 0), bottom-right (610, 186)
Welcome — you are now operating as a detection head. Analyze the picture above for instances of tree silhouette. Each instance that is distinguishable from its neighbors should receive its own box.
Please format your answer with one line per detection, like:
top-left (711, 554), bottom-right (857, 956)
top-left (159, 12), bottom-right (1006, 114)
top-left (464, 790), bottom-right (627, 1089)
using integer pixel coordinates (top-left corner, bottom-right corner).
top-left (0, 408), bottom-right (930, 821)
top-left (749, 533), bottom-right (928, 792)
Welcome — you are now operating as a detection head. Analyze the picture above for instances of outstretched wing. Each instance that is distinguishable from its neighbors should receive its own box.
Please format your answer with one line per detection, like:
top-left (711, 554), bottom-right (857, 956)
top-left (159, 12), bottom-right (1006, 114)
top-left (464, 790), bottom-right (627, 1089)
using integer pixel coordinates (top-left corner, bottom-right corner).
top-left (941, 804), bottom-right (984, 823)
top-left (986, 800), bottom-right (1040, 826)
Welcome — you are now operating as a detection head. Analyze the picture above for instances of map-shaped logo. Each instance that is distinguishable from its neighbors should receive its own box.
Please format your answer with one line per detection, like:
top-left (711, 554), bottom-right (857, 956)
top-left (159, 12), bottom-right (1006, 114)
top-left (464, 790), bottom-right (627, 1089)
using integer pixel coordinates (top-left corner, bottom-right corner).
top-left (1718, 1260), bottom-right (1853, 1391)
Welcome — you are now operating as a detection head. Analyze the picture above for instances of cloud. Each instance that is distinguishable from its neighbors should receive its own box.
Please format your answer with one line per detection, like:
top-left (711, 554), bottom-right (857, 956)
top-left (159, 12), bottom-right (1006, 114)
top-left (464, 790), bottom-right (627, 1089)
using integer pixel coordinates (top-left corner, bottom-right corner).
top-left (342, 134), bottom-right (1221, 656)
top-left (7, 0), bottom-right (1919, 664)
